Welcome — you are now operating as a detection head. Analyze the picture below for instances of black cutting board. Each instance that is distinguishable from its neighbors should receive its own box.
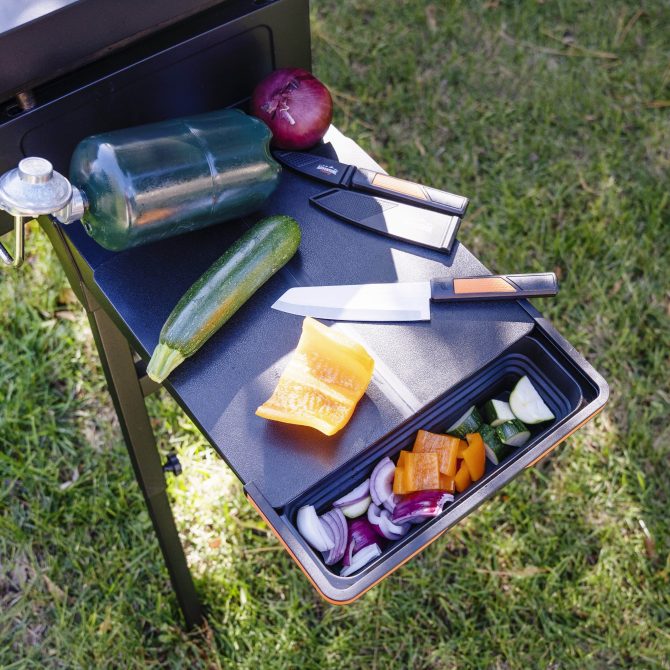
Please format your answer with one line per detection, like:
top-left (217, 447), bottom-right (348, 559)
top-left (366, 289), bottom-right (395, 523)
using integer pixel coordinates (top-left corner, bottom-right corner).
top-left (73, 128), bottom-right (535, 508)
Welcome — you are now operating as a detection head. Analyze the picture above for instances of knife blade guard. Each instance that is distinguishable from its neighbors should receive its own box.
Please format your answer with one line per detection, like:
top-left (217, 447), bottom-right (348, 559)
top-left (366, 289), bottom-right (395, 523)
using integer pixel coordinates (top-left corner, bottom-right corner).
top-left (310, 189), bottom-right (461, 253)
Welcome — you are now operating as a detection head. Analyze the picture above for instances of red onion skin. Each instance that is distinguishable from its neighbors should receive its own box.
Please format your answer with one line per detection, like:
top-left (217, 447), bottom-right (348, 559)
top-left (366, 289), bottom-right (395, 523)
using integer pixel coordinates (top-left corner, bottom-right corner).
top-left (392, 491), bottom-right (454, 525)
top-left (250, 68), bottom-right (333, 150)
top-left (343, 518), bottom-right (380, 566)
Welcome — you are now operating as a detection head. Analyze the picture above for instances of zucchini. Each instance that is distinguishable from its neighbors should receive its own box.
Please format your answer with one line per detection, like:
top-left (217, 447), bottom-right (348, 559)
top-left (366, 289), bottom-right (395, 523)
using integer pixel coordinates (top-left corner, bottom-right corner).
top-left (481, 398), bottom-right (516, 427)
top-left (479, 423), bottom-right (511, 465)
top-left (495, 419), bottom-right (531, 447)
top-left (446, 405), bottom-right (482, 438)
top-left (509, 375), bottom-right (555, 424)
top-left (147, 215), bottom-right (301, 382)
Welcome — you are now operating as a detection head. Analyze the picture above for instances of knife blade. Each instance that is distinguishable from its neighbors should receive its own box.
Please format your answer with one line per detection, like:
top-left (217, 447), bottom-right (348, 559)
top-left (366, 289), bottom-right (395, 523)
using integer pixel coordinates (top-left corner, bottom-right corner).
top-left (275, 150), bottom-right (469, 217)
top-left (311, 189), bottom-right (461, 253)
top-left (272, 273), bottom-right (558, 322)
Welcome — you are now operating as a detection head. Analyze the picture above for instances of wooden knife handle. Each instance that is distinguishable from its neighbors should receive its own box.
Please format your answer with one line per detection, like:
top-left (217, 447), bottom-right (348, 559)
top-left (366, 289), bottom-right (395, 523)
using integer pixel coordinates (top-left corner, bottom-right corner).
top-left (430, 273), bottom-right (558, 301)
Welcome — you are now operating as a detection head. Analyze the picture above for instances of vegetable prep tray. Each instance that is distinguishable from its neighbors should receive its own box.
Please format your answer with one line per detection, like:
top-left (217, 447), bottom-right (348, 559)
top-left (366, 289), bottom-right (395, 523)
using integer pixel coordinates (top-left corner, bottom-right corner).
top-left (249, 326), bottom-right (606, 603)
top-left (0, 0), bottom-right (608, 610)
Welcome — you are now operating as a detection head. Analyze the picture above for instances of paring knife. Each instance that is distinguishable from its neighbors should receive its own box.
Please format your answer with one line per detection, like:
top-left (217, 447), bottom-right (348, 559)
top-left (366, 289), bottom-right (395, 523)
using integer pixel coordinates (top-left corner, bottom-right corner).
top-left (275, 150), bottom-right (469, 217)
top-left (272, 273), bottom-right (558, 322)
top-left (311, 189), bottom-right (461, 253)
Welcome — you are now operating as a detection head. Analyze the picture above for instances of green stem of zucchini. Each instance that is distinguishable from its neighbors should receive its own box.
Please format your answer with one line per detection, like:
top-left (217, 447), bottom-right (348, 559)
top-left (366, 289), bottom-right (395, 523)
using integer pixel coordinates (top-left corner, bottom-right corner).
top-left (147, 344), bottom-right (185, 383)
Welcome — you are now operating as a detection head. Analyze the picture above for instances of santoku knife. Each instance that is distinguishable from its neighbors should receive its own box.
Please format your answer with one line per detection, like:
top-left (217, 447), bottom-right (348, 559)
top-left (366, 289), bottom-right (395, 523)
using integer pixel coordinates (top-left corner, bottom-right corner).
top-left (275, 150), bottom-right (469, 217)
top-left (272, 273), bottom-right (558, 322)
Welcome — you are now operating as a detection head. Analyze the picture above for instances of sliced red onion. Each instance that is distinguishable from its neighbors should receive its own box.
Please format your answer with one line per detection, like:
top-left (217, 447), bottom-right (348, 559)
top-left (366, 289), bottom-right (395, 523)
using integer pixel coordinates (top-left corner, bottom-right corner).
top-left (334, 505), bottom-right (348, 551)
top-left (296, 505), bottom-right (334, 552)
top-left (378, 509), bottom-right (410, 540)
top-left (333, 479), bottom-right (370, 508)
top-left (340, 543), bottom-right (382, 577)
top-left (391, 491), bottom-right (454, 526)
top-left (340, 495), bottom-right (372, 519)
top-left (366, 503), bottom-right (390, 539)
top-left (320, 513), bottom-right (336, 554)
top-left (367, 502), bottom-right (383, 526)
top-left (320, 508), bottom-right (347, 565)
top-left (370, 457), bottom-right (395, 506)
top-left (368, 503), bottom-right (406, 541)
top-left (382, 493), bottom-right (399, 513)
top-left (343, 517), bottom-right (379, 567)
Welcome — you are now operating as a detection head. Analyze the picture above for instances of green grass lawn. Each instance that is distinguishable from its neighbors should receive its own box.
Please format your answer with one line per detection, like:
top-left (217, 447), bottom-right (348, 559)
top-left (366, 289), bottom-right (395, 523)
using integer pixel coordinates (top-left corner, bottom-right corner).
top-left (1, 1), bottom-right (669, 668)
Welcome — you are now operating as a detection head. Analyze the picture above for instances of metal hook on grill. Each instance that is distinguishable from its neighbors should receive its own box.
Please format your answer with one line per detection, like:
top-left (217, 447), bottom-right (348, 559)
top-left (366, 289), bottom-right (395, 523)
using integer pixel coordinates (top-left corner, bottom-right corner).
top-left (0, 215), bottom-right (26, 268)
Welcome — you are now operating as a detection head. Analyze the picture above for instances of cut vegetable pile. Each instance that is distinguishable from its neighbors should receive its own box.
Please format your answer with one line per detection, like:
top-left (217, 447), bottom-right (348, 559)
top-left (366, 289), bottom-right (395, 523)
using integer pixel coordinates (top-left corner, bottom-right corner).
top-left (295, 375), bottom-right (555, 576)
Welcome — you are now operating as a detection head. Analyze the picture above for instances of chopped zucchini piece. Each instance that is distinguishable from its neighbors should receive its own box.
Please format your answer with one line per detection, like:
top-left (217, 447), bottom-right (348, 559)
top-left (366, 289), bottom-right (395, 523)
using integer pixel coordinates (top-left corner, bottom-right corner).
top-left (509, 376), bottom-right (555, 425)
top-left (495, 419), bottom-right (531, 447)
top-left (481, 398), bottom-right (516, 427)
top-left (446, 405), bottom-right (482, 439)
top-left (479, 424), bottom-right (512, 465)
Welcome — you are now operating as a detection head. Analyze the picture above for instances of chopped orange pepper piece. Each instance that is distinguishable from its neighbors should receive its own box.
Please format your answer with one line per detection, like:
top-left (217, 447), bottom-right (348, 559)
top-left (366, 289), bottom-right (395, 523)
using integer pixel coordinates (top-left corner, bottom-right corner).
top-left (463, 432), bottom-right (486, 481)
top-left (407, 452), bottom-right (440, 491)
top-left (394, 451), bottom-right (441, 492)
top-left (393, 467), bottom-right (409, 495)
top-left (412, 430), bottom-right (459, 476)
top-left (397, 450), bottom-right (410, 468)
top-left (454, 461), bottom-right (471, 493)
top-left (393, 451), bottom-right (412, 494)
top-left (437, 446), bottom-right (458, 477)
top-left (439, 473), bottom-right (456, 493)
top-left (413, 430), bottom-right (461, 453)
top-left (457, 439), bottom-right (468, 458)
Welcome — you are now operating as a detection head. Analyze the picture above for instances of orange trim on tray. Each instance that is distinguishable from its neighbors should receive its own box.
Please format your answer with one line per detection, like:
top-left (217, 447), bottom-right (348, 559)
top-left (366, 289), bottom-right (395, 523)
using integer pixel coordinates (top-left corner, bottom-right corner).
top-left (245, 405), bottom-right (605, 605)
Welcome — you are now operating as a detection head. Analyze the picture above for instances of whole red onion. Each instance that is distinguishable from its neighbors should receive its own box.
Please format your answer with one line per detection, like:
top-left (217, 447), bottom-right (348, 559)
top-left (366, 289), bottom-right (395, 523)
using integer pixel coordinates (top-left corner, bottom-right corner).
top-left (250, 68), bottom-right (333, 150)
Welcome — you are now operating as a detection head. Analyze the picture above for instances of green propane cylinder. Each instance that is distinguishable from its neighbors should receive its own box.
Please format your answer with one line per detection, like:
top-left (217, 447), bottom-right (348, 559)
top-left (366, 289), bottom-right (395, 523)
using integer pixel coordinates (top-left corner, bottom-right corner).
top-left (68, 108), bottom-right (280, 251)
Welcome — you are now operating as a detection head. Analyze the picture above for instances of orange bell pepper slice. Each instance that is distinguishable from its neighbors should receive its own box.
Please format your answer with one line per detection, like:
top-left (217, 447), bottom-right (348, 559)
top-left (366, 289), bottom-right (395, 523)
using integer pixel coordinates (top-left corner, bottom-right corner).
top-left (412, 430), bottom-right (459, 476)
top-left (463, 433), bottom-right (486, 481)
top-left (394, 451), bottom-right (441, 492)
top-left (393, 467), bottom-right (408, 495)
top-left (393, 451), bottom-right (412, 494)
top-left (256, 317), bottom-right (374, 436)
top-left (437, 447), bottom-right (458, 478)
top-left (410, 452), bottom-right (440, 491)
top-left (457, 439), bottom-right (468, 458)
top-left (439, 474), bottom-right (456, 493)
top-left (454, 461), bottom-right (472, 493)
top-left (393, 451), bottom-right (411, 494)
top-left (413, 430), bottom-right (461, 453)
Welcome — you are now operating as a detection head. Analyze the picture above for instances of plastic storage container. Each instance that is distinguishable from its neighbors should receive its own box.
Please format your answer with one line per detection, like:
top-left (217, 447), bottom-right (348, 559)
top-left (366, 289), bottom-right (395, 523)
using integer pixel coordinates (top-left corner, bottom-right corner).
top-left (246, 325), bottom-right (608, 604)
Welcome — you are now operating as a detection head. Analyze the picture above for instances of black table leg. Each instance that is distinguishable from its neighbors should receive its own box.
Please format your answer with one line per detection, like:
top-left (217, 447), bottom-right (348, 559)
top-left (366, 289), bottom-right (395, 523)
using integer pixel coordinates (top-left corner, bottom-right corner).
top-left (87, 305), bottom-right (205, 630)
top-left (39, 218), bottom-right (204, 630)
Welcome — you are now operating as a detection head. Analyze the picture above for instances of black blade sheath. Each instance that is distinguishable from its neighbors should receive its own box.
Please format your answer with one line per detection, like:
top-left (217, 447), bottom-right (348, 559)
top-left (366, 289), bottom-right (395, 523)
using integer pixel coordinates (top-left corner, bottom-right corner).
top-left (273, 151), bottom-right (351, 187)
top-left (311, 189), bottom-right (461, 253)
